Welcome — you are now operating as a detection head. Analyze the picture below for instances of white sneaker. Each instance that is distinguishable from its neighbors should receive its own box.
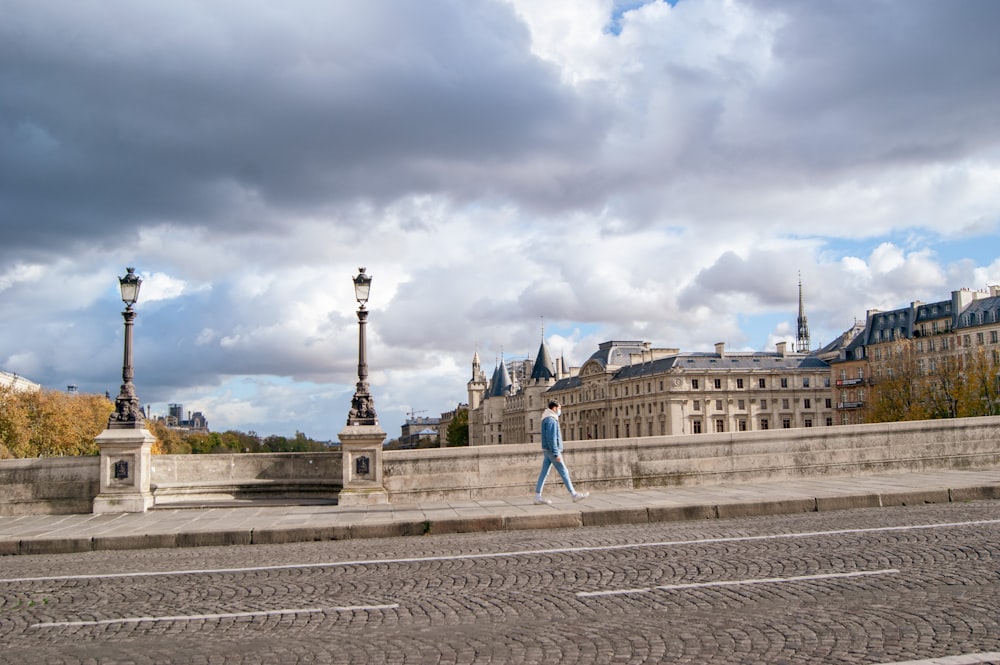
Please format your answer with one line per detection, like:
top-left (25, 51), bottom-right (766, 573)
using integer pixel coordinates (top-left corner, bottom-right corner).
top-left (534, 495), bottom-right (552, 505)
top-left (572, 491), bottom-right (590, 502)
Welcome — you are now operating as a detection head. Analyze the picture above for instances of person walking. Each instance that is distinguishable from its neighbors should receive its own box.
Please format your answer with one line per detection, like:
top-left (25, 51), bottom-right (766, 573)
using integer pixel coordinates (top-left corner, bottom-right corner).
top-left (535, 400), bottom-right (589, 504)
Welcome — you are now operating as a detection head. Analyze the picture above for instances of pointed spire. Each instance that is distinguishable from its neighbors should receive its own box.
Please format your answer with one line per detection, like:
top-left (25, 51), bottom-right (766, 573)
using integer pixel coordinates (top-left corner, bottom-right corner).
top-left (796, 272), bottom-right (811, 353)
top-left (530, 336), bottom-right (556, 381)
top-left (487, 353), bottom-right (513, 397)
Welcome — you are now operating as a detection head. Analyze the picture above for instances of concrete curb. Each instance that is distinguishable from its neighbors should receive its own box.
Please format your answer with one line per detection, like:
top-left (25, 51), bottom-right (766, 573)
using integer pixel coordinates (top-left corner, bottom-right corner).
top-left (715, 498), bottom-right (816, 520)
top-left (3, 483), bottom-right (1000, 556)
top-left (951, 485), bottom-right (1000, 501)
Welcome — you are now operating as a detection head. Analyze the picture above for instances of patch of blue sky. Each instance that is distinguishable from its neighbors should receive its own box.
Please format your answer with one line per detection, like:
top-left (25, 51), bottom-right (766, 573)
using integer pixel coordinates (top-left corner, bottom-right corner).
top-left (933, 235), bottom-right (1000, 269)
top-left (817, 232), bottom-right (999, 270)
top-left (813, 234), bottom-right (897, 262)
top-left (604, 0), bottom-right (677, 36)
top-left (736, 312), bottom-right (798, 352)
top-left (546, 321), bottom-right (602, 340)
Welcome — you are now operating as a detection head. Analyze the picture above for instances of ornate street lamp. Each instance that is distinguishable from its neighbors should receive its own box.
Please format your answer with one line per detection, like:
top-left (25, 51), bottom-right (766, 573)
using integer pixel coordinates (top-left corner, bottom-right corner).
top-left (347, 267), bottom-right (378, 426)
top-left (108, 267), bottom-right (145, 429)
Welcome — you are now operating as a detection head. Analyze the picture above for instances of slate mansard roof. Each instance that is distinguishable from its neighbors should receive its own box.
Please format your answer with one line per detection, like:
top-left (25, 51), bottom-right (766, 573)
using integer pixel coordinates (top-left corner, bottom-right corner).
top-left (584, 340), bottom-right (650, 370)
top-left (956, 295), bottom-right (1000, 329)
top-left (614, 352), bottom-right (829, 380)
top-left (549, 343), bottom-right (830, 394)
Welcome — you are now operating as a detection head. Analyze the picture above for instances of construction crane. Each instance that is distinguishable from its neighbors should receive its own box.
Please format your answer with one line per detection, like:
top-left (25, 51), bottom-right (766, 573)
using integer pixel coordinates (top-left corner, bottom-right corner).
top-left (407, 409), bottom-right (427, 422)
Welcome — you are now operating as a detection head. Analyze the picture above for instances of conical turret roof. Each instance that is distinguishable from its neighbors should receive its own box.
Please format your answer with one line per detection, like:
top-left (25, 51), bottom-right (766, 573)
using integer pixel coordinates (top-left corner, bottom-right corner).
top-left (488, 361), bottom-right (512, 397)
top-left (530, 339), bottom-right (556, 381)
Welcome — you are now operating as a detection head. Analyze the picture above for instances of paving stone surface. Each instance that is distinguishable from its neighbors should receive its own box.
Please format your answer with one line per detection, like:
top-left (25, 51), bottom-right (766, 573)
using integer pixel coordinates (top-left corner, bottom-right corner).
top-left (0, 501), bottom-right (998, 664)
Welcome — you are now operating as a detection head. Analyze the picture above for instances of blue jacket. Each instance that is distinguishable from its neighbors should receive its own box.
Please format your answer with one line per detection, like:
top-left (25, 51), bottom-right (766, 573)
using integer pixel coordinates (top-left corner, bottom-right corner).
top-left (541, 409), bottom-right (563, 456)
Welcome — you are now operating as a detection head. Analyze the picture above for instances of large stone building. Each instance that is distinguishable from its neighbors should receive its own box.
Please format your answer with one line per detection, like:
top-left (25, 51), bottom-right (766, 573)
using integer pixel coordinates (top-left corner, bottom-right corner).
top-left (465, 282), bottom-right (1000, 445)
top-left (829, 285), bottom-right (1000, 422)
top-left (467, 335), bottom-right (838, 446)
top-left (467, 342), bottom-right (569, 446)
top-left (550, 340), bottom-right (836, 440)
top-left (466, 278), bottom-right (846, 445)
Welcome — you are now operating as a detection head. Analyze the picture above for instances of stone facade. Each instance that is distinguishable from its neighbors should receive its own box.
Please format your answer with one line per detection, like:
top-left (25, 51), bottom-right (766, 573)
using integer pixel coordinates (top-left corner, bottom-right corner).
top-left (829, 285), bottom-right (1000, 422)
top-left (469, 339), bottom-right (837, 446)
top-left (468, 339), bottom-right (566, 446)
top-left (551, 340), bottom-right (836, 441)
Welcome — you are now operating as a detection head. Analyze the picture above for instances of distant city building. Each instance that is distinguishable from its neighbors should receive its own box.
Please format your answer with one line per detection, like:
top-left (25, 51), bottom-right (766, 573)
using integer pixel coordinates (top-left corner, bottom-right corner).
top-left (0, 370), bottom-right (41, 393)
top-left (153, 403), bottom-right (210, 433)
top-left (399, 416), bottom-right (441, 448)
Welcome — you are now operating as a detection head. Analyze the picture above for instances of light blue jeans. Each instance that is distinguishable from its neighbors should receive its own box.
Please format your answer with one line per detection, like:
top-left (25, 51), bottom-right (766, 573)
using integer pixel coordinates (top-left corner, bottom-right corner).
top-left (535, 449), bottom-right (576, 496)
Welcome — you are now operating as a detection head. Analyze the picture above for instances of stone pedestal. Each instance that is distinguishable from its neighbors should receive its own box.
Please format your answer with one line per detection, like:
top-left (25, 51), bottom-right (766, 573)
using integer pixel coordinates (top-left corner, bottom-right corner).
top-left (338, 424), bottom-right (389, 506)
top-left (92, 428), bottom-right (156, 513)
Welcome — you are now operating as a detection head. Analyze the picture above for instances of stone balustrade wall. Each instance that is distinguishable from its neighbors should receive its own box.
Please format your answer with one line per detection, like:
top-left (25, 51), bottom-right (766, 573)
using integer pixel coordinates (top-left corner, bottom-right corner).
top-left (2, 416), bottom-right (999, 515)
top-left (0, 456), bottom-right (100, 515)
top-left (382, 416), bottom-right (1000, 501)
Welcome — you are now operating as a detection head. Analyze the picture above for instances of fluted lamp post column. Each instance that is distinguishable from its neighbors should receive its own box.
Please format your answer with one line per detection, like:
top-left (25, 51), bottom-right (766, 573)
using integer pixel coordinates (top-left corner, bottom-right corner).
top-left (348, 267), bottom-right (376, 426)
top-left (109, 267), bottom-right (144, 429)
top-left (338, 267), bottom-right (388, 506)
top-left (93, 266), bottom-right (156, 513)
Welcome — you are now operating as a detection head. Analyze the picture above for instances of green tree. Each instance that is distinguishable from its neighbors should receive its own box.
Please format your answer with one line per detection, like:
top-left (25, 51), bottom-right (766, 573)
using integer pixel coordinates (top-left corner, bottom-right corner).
top-left (445, 408), bottom-right (469, 447)
top-left (218, 429), bottom-right (261, 453)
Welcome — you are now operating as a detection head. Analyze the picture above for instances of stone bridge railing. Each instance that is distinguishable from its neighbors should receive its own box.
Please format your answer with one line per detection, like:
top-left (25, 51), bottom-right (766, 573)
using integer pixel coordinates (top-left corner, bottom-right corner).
top-left (381, 415), bottom-right (1000, 502)
top-left (2, 415), bottom-right (999, 515)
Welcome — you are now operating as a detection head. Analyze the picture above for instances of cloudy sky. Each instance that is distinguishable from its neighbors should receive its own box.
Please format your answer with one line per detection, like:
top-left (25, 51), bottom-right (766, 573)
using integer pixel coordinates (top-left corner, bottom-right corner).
top-left (3, 0), bottom-right (1000, 442)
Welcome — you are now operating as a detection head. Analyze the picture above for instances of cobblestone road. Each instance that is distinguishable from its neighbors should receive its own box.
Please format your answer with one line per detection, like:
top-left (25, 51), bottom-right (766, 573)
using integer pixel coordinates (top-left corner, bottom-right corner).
top-left (1, 502), bottom-right (998, 664)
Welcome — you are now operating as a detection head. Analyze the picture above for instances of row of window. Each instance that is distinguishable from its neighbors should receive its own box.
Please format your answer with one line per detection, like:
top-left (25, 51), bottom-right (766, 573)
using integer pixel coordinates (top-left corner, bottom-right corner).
top-left (596, 396), bottom-right (835, 419)
top-left (689, 416), bottom-right (833, 433)
top-left (601, 375), bottom-right (832, 399)
top-left (687, 376), bottom-right (829, 390)
top-left (692, 397), bottom-right (832, 411)
top-left (569, 415), bottom-right (836, 440)
top-left (875, 316), bottom-right (972, 340)
top-left (915, 349), bottom-right (1000, 374)
top-left (876, 329), bottom-right (1000, 356)
top-left (961, 311), bottom-right (1000, 327)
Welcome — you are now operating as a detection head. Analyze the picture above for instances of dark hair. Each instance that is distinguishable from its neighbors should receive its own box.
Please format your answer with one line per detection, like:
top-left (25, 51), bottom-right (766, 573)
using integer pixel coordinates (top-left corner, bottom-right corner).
top-left (548, 400), bottom-right (560, 409)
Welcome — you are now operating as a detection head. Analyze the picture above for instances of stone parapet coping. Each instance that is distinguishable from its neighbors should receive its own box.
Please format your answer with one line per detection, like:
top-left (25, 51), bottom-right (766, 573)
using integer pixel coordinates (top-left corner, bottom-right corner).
top-left (1, 469), bottom-right (998, 556)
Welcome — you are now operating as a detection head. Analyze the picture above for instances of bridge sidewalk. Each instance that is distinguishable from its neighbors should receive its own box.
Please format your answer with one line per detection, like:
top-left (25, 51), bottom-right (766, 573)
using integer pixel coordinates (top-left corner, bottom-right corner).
top-left (2, 469), bottom-right (999, 556)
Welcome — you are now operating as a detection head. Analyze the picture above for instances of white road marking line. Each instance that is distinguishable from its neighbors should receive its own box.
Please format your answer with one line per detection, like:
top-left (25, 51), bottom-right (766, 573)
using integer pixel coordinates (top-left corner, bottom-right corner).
top-left (30, 604), bottom-right (399, 629)
top-left (2, 518), bottom-right (998, 584)
top-left (577, 568), bottom-right (900, 598)
top-left (872, 653), bottom-right (1000, 665)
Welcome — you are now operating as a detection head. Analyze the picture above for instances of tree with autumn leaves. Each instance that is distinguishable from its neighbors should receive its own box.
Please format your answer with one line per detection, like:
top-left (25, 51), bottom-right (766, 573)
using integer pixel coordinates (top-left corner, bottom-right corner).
top-left (0, 385), bottom-right (114, 458)
top-left (864, 345), bottom-right (1000, 422)
top-left (1, 386), bottom-right (332, 458)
